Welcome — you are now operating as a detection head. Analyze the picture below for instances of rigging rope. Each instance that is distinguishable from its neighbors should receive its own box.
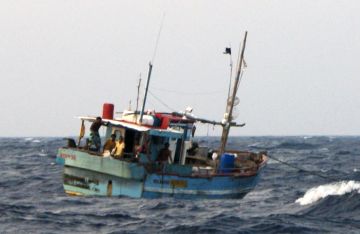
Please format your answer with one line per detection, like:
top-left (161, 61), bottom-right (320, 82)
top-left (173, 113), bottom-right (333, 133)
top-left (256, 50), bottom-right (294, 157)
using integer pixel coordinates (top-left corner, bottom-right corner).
top-left (148, 90), bottom-right (177, 112)
top-left (151, 86), bottom-right (225, 95)
top-left (267, 154), bottom-right (337, 181)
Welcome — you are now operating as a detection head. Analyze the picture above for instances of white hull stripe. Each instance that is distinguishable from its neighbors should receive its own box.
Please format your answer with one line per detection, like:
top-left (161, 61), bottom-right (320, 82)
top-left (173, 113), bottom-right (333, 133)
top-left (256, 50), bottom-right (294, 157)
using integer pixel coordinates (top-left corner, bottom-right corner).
top-left (143, 187), bottom-right (253, 195)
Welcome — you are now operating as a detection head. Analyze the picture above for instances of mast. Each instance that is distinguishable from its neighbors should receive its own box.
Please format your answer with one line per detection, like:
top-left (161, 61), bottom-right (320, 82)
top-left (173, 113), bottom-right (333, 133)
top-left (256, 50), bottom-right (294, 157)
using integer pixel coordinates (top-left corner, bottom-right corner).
top-left (139, 63), bottom-right (153, 124)
top-left (135, 75), bottom-right (142, 122)
top-left (219, 31), bottom-right (248, 155)
top-left (224, 46), bottom-right (233, 99)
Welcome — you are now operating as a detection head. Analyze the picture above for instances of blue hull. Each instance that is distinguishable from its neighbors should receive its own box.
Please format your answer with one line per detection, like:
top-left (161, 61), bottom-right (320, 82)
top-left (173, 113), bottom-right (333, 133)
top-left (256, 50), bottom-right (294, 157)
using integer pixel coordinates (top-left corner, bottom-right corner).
top-left (61, 166), bottom-right (264, 199)
top-left (142, 174), bottom-right (261, 199)
top-left (57, 148), bottom-right (267, 199)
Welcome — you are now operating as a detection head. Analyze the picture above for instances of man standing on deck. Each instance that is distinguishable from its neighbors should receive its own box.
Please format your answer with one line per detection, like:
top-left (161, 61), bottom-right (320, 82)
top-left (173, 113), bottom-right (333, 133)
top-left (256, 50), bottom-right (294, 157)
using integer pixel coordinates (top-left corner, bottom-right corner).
top-left (89, 116), bottom-right (102, 152)
top-left (112, 135), bottom-right (125, 158)
top-left (103, 133), bottom-right (116, 156)
top-left (157, 142), bottom-right (172, 164)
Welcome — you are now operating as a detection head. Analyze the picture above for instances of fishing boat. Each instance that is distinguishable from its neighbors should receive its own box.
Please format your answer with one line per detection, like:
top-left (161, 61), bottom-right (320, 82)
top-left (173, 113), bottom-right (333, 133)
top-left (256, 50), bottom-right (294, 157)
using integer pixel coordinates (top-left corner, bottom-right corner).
top-left (56, 32), bottom-right (268, 199)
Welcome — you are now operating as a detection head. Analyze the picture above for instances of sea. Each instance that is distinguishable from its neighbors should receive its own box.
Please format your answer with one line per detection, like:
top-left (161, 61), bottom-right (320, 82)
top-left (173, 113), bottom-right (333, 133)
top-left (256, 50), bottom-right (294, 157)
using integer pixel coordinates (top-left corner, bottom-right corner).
top-left (1, 136), bottom-right (360, 233)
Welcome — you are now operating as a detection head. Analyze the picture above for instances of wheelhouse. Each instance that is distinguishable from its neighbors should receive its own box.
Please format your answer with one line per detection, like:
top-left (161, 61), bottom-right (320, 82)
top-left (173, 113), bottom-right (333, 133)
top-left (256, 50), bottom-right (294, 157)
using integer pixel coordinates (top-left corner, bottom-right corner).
top-left (76, 111), bottom-right (197, 165)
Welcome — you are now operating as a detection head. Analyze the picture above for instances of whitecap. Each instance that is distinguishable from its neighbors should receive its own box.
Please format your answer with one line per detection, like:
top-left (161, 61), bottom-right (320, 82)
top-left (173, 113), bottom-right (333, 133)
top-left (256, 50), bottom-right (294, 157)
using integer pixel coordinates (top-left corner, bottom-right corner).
top-left (248, 142), bottom-right (260, 147)
top-left (295, 180), bottom-right (360, 206)
top-left (319, 147), bottom-right (329, 152)
top-left (24, 138), bottom-right (33, 141)
top-left (38, 153), bottom-right (48, 157)
top-left (32, 139), bottom-right (41, 143)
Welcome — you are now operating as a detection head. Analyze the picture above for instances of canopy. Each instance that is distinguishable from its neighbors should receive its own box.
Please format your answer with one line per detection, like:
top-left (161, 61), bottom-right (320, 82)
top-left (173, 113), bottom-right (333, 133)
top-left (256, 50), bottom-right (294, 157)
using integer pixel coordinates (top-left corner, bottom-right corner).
top-left (78, 116), bottom-right (183, 138)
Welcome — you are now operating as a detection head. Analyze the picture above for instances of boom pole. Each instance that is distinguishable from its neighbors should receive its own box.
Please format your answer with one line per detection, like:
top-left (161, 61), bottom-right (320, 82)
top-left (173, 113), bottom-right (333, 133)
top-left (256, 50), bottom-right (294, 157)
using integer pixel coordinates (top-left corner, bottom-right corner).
top-left (219, 31), bottom-right (248, 155)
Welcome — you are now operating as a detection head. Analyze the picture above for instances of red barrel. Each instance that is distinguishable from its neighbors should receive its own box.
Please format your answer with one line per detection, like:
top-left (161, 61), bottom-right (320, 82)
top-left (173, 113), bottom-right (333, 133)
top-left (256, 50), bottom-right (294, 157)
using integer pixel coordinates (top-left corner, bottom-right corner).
top-left (160, 116), bottom-right (170, 129)
top-left (102, 103), bottom-right (114, 119)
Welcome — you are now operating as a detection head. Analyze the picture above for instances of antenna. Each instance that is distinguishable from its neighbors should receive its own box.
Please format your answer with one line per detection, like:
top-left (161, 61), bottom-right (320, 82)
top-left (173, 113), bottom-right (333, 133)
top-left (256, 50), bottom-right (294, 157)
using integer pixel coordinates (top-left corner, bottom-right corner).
top-left (135, 74), bottom-right (142, 115)
top-left (139, 13), bottom-right (166, 124)
top-left (151, 13), bottom-right (166, 64)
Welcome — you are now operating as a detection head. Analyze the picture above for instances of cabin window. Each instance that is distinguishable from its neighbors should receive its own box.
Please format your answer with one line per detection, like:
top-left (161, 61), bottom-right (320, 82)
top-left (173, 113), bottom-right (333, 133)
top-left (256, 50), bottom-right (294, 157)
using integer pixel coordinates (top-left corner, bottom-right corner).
top-left (124, 129), bottom-right (135, 156)
top-left (111, 128), bottom-right (125, 139)
top-left (174, 139), bottom-right (183, 163)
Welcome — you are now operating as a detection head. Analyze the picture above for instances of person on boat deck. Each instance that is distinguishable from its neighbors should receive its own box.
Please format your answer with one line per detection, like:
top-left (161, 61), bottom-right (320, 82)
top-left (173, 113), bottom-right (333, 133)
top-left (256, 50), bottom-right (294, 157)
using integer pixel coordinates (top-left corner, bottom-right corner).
top-left (103, 134), bottom-right (116, 156)
top-left (112, 135), bottom-right (125, 158)
top-left (157, 142), bottom-right (172, 164)
top-left (187, 142), bottom-right (199, 156)
top-left (134, 139), bottom-right (141, 157)
top-left (89, 116), bottom-right (102, 151)
top-left (136, 138), bottom-right (150, 155)
top-left (191, 125), bottom-right (196, 138)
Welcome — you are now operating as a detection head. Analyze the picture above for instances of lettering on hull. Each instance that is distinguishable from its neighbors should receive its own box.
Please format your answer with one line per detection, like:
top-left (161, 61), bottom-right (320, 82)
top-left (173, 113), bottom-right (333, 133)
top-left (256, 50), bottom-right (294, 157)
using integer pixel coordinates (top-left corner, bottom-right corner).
top-left (64, 174), bottom-right (99, 192)
top-left (152, 179), bottom-right (188, 188)
top-left (170, 180), bottom-right (187, 188)
top-left (59, 153), bottom-right (76, 160)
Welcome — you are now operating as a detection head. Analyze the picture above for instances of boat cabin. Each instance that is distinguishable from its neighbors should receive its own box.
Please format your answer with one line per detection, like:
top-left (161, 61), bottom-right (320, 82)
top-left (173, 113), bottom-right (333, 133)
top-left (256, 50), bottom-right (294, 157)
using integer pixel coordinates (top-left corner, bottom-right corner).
top-left (60, 105), bottom-right (265, 177)
top-left (75, 111), bottom-right (197, 166)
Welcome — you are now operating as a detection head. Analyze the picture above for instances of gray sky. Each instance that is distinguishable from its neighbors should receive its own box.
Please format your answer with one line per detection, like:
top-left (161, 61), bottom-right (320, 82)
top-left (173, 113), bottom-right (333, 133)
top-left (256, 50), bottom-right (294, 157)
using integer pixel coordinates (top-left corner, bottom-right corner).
top-left (1, 0), bottom-right (360, 137)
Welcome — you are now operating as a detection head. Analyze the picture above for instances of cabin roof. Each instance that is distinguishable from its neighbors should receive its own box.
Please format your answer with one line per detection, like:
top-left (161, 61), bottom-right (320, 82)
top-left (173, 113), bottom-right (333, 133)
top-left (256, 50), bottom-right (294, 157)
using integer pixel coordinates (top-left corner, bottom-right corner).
top-left (78, 116), bottom-right (183, 138)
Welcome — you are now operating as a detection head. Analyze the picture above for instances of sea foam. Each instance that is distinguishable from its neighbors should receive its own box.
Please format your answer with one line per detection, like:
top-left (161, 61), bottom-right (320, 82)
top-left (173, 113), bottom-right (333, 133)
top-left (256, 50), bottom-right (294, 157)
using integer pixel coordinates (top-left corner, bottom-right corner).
top-left (296, 180), bottom-right (360, 205)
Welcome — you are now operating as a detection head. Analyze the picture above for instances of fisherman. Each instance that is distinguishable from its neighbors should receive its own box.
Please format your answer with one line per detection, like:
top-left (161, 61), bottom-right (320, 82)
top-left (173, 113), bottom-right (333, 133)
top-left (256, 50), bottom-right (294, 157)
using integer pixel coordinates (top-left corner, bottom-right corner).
top-left (89, 116), bottom-right (102, 151)
top-left (187, 142), bottom-right (199, 156)
top-left (112, 135), bottom-right (125, 158)
top-left (157, 142), bottom-right (172, 164)
top-left (134, 139), bottom-right (141, 157)
top-left (136, 135), bottom-right (150, 155)
top-left (191, 125), bottom-right (196, 138)
top-left (103, 134), bottom-right (116, 156)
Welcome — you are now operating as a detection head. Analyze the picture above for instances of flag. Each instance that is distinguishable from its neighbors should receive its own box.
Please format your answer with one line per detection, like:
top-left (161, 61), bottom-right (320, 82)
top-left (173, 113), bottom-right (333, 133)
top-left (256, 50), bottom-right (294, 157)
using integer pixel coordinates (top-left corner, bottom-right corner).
top-left (223, 47), bottom-right (231, 55)
top-left (79, 120), bottom-right (85, 139)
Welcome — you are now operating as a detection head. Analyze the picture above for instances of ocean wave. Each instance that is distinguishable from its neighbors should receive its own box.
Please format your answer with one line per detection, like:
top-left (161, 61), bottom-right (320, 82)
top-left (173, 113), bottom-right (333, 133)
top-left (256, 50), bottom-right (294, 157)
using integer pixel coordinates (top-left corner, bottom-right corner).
top-left (2, 137), bottom-right (360, 233)
top-left (276, 142), bottom-right (317, 150)
top-left (336, 150), bottom-right (351, 155)
top-left (295, 180), bottom-right (360, 205)
top-left (38, 149), bottom-right (48, 157)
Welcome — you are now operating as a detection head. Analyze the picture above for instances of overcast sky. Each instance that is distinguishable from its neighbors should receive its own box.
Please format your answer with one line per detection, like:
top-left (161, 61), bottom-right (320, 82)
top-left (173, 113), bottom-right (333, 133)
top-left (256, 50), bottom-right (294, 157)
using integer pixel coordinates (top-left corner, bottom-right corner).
top-left (1, 0), bottom-right (359, 137)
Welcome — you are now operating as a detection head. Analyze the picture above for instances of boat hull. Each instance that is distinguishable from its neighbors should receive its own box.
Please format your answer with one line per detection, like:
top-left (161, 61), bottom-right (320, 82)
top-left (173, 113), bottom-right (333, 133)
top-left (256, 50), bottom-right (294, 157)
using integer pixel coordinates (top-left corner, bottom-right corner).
top-left (143, 173), bottom-right (260, 199)
top-left (57, 148), bottom-right (266, 199)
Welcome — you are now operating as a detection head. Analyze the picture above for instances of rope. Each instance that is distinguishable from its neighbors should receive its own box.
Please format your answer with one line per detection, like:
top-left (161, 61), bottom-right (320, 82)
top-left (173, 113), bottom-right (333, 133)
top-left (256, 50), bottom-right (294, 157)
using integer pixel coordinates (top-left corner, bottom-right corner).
top-left (148, 90), bottom-right (177, 112)
top-left (267, 154), bottom-right (336, 181)
top-left (151, 13), bottom-right (166, 64)
top-left (151, 86), bottom-right (225, 95)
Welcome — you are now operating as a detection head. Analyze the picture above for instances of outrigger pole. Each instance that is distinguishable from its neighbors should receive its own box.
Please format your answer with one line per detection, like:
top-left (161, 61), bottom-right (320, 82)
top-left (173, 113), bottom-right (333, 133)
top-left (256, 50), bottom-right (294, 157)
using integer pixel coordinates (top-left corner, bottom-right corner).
top-left (219, 31), bottom-right (248, 155)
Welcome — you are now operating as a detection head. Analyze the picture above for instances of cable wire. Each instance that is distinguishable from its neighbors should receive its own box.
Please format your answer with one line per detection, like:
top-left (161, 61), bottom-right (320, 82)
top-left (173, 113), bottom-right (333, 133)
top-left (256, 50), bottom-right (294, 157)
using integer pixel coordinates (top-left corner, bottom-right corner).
top-left (267, 154), bottom-right (337, 181)
top-left (148, 90), bottom-right (177, 112)
top-left (151, 86), bottom-right (225, 95)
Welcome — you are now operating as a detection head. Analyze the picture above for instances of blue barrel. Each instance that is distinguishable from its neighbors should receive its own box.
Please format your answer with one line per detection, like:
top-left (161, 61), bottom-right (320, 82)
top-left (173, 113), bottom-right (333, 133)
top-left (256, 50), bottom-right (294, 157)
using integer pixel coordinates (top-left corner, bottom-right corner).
top-left (219, 153), bottom-right (235, 173)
